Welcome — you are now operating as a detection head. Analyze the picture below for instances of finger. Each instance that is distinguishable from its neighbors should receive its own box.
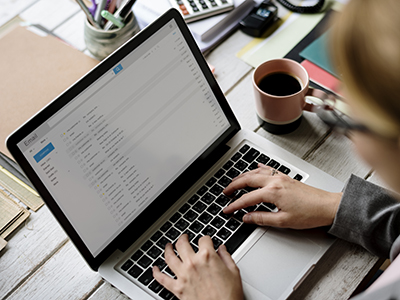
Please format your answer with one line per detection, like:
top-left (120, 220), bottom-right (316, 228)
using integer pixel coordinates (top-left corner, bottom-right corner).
top-left (175, 234), bottom-right (194, 261)
top-left (153, 266), bottom-right (176, 291)
top-left (223, 188), bottom-right (270, 214)
top-left (224, 171), bottom-right (272, 196)
top-left (217, 244), bottom-right (237, 271)
top-left (243, 211), bottom-right (288, 227)
top-left (164, 243), bottom-right (182, 273)
top-left (198, 235), bottom-right (215, 251)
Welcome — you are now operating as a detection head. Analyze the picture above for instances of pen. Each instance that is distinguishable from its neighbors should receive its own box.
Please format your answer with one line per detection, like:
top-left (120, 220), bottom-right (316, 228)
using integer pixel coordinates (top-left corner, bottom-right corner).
top-left (76, 0), bottom-right (101, 29)
top-left (101, 10), bottom-right (125, 28)
top-left (108, 0), bottom-right (118, 14)
top-left (95, 0), bottom-right (108, 25)
top-left (103, 0), bottom-right (137, 30)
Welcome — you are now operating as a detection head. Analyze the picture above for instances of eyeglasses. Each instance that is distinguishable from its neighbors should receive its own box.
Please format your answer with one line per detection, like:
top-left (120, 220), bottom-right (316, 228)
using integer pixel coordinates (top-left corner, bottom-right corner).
top-left (313, 98), bottom-right (370, 135)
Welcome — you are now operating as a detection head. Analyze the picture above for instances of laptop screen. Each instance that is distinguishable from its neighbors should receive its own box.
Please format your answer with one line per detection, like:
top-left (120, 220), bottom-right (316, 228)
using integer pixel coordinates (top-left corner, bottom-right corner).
top-left (16, 19), bottom-right (230, 257)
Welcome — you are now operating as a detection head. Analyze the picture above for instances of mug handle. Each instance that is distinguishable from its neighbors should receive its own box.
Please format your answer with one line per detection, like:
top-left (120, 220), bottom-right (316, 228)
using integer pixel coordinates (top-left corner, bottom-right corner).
top-left (303, 88), bottom-right (336, 112)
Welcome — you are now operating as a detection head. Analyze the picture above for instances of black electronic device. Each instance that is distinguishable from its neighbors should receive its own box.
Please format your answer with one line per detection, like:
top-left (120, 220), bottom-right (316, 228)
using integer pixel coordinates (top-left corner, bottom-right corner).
top-left (239, 1), bottom-right (278, 37)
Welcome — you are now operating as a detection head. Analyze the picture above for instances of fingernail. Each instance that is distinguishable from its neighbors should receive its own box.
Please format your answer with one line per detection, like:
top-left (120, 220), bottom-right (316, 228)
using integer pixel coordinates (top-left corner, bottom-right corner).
top-left (243, 214), bottom-right (252, 222)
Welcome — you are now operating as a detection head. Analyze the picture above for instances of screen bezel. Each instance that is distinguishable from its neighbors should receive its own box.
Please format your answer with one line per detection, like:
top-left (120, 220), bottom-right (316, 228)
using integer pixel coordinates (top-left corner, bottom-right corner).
top-left (6, 8), bottom-right (240, 271)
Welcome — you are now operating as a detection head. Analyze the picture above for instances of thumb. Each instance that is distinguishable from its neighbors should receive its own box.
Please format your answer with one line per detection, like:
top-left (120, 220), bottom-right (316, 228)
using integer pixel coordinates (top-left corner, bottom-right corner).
top-left (243, 211), bottom-right (285, 227)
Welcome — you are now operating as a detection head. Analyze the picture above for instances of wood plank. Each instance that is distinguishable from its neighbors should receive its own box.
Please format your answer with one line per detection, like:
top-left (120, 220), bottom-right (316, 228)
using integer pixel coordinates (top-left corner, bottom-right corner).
top-left (206, 30), bottom-right (253, 94)
top-left (256, 112), bottom-right (331, 159)
top-left (86, 282), bottom-right (130, 300)
top-left (7, 240), bottom-right (101, 300)
top-left (288, 239), bottom-right (380, 300)
top-left (0, 205), bottom-right (67, 298)
top-left (304, 133), bottom-right (371, 182)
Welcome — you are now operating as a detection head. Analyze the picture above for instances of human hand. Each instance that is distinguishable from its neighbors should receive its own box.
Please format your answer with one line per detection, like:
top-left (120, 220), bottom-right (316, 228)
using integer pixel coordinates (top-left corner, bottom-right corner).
top-left (153, 234), bottom-right (244, 300)
top-left (223, 164), bottom-right (342, 229)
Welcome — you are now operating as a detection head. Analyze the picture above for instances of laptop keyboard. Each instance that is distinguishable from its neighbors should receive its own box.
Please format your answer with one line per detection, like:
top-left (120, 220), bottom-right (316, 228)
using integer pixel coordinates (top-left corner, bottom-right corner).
top-left (119, 144), bottom-right (304, 299)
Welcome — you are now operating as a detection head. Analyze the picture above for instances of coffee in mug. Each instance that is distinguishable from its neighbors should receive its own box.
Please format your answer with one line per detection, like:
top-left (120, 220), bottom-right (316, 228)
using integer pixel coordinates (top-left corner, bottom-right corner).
top-left (253, 58), bottom-right (331, 135)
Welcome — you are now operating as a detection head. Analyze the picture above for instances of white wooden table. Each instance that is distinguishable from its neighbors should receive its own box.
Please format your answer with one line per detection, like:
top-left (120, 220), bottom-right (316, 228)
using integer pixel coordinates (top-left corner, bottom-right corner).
top-left (0, 1), bottom-right (383, 299)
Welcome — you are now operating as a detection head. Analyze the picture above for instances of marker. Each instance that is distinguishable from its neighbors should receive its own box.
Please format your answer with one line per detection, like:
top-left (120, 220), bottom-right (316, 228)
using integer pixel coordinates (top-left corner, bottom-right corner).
top-left (101, 10), bottom-right (125, 28)
top-left (76, 0), bottom-right (101, 29)
top-left (104, 0), bottom-right (137, 30)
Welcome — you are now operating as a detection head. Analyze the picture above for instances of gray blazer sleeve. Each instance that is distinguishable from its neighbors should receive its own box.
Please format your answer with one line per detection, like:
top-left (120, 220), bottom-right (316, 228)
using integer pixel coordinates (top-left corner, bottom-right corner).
top-left (328, 174), bottom-right (400, 259)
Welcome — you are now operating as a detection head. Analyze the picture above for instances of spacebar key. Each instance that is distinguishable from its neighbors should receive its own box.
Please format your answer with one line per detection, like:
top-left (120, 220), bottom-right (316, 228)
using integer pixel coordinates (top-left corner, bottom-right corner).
top-left (224, 223), bottom-right (257, 254)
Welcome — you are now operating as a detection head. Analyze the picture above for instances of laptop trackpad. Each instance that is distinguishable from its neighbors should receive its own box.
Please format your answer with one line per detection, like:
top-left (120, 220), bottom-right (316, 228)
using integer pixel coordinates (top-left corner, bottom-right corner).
top-left (237, 228), bottom-right (322, 300)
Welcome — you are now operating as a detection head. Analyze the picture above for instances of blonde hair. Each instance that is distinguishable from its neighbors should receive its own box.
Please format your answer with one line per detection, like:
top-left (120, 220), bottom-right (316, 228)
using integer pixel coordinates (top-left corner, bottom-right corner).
top-left (331, 0), bottom-right (400, 137)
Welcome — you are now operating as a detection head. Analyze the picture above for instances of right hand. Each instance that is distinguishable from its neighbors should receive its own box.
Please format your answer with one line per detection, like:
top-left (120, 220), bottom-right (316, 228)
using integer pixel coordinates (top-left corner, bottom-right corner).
top-left (223, 164), bottom-right (342, 229)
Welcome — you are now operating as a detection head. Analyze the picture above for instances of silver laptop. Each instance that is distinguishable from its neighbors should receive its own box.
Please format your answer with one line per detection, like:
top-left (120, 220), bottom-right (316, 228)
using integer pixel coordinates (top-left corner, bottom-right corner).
top-left (7, 9), bottom-right (343, 300)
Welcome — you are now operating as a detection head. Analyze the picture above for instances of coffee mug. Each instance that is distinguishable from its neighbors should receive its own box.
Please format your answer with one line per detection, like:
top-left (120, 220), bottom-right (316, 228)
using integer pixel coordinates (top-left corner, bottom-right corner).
top-left (253, 58), bottom-right (331, 134)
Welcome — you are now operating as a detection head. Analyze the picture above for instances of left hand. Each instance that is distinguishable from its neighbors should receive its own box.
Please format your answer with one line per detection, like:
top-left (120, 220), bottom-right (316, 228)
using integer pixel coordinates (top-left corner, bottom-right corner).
top-left (153, 234), bottom-right (244, 300)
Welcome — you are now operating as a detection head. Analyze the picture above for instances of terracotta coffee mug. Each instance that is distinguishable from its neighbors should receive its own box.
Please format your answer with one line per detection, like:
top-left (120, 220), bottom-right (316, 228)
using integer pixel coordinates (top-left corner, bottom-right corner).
top-left (253, 58), bottom-right (331, 134)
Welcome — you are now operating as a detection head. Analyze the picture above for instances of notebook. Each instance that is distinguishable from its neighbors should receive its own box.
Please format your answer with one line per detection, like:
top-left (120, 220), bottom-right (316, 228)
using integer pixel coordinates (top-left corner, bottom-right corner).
top-left (7, 9), bottom-right (344, 300)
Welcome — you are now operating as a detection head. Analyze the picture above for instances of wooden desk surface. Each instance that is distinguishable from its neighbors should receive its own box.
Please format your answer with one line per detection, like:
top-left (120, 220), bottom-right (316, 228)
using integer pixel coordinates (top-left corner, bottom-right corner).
top-left (0, 1), bottom-right (382, 299)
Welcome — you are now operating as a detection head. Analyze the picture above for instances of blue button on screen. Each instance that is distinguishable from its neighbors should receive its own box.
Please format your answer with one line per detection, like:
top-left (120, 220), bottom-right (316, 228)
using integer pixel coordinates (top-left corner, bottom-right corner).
top-left (34, 143), bottom-right (55, 163)
top-left (113, 64), bottom-right (123, 75)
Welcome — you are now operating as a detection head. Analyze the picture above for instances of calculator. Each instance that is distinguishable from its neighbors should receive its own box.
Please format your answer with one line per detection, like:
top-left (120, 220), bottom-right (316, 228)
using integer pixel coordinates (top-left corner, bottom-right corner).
top-left (169, 0), bottom-right (235, 23)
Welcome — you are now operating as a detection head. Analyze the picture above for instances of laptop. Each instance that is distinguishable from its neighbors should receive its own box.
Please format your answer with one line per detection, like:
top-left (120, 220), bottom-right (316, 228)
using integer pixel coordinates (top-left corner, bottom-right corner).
top-left (6, 9), bottom-right (343, 300)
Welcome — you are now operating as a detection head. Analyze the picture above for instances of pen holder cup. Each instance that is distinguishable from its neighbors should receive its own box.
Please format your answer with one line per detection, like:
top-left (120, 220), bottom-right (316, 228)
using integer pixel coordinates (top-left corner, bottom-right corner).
top-left (84, 11), bottom-right (140, 60)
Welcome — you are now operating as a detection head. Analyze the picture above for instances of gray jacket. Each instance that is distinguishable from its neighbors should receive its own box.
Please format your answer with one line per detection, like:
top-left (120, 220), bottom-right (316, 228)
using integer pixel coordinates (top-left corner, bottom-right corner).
top-left (328, 174), bottom-right (400, 299)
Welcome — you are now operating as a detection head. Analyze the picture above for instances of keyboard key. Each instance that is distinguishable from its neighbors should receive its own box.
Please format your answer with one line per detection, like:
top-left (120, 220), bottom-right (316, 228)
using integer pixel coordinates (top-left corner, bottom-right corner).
top-left (189, 220), bottom-right (204, 233)
top-left (191, 243), bottom-right (199, 252)
top-left (148, 246), bottom-right (162, 259)
top-left (138, 268), bottom-right (154, 286)
top-left (242, 148), bottom-right (260, 163)
top-left (141, 240), bottom-right (153, 252)
top-left (233, 210), bottom-right (246, 222)
top-left (207, 203), bottom-right (221, 215)
top-left (248, 161), bottom-right (258, 170)
top-left (263, 203), bottom-right (277, 210)
top-left (170, 212), bottom-right (181, 223)
top-left (193, 234), bottom-right (202, 246)
top-left (231, 152), bottom-right (242, 162)
top-left (243, 205), bottom-right (257, 212)
top-left (121, 259), bottom-right (133, 271)
top-left (217, 228), bottom-right (232, 240)
top-left (205, 177), bottom-right (217, 187)
top-left (234, 160), bottom-right (248, 171)
top-left (197, 186), bottom-right (208, 196)
top-left (239, 144), bottom-right (250, 154)
top-left (149, 280), bottom-right (163, 293)
top-left (175, 219), bottom-right (189, 231)
top-left (183, 209), bottom-right (198, 222)
top-left (224, 223), bottom-right (257, 254)
top-left (209, 184), bottom-right (224, 196)
top-left (128, 265), bottom-right (143, 278)
top-left (256, 205), bottom-right (271, 212)
top-left (193, 201), bottom-right (207, 213)
top-left (225, 218), bottom-right (240, 231)
top-left (153, 257), bottom-right (167, 270)
top-left (267, 159), bottom-right (280, 169)
top-left (222, 160), bottom-right (234, 170)
top-left (226, 168), bottom-right (240, 179)
top-left (160, 221), bottom-right (172, 232)
top-left (138, 255), bottom-right (153, 269)
top-left (164, 266), bottom-right (175, 277)
top-left (294, 174), bottom-right (303, 181)
top-left (131, 249), bottom-right (144, 261)
top-left (157, 237), bottom-right (172, 249)
top-left (216, 194), bottom-right (230, 206)
top-left (201, 225), bottom-right (217, 236)
top-left (187, 196), bottom-right (198, 206)
top-left (211, 216), bottom-right (225, 229)
top-left (198, 212), bottom-right (213, 224)
top-left (278, 165), bottom-right (291, 175)
top-left (159, 288), bottom-right (175, 300)
top-left (212, 237), bottom-right (223, 249)
top-left (214, 169), bottom-right (225, 178)
top-left (256, 153), bottom-right (270, 164)
top-left (183, 230), bottom-right (196, 241)
top-left (218, 176), bottom-right (232, 188)
top-left (150, 231), bottom-right (163, 242)
top-left (166, 228), bottom-right (180, 241)
top-left (201, 192), bottom-right (215, 204)
top-left (219, 211), bottom-right (232, 220)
